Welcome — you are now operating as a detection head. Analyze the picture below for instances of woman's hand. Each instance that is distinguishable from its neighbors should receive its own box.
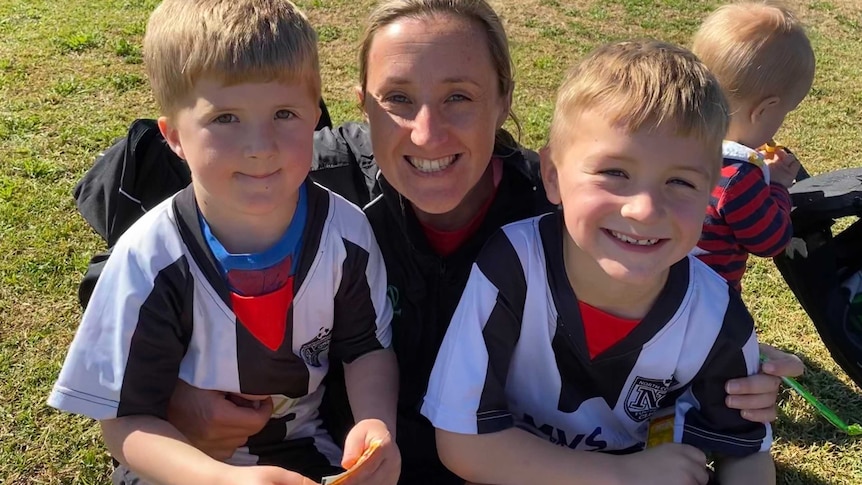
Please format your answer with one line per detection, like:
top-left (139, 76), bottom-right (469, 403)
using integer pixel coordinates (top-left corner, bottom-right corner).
top-left (167, 380), bottom-right (273, 459)
top-left (725, 344), bottom-right (804, 423)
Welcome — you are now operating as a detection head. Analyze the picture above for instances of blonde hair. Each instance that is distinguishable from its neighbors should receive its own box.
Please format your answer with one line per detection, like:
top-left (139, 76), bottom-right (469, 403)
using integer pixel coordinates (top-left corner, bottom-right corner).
top-left (358, 0), bottom-right (520, 139)
top-left (548, 40), bottom-right (729, 183)
top-left (144, 0), bottom-right (320, 116)
top-left (692, 1), bottom-right (815, 106)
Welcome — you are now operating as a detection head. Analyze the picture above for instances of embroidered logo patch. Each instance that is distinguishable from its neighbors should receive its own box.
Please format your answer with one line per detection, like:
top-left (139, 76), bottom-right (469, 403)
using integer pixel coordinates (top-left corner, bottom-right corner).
top-left (300, 326), bottom-right (332, 367)
top-left (624, 376), bottom-right (673, 422)
top-left (386, 285), bottom-right (402, 316)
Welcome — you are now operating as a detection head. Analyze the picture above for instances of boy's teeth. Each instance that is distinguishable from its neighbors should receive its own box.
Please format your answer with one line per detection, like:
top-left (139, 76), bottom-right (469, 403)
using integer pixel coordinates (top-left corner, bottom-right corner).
top-left (610, 230), bottom-right (659, 246)
top-left (408, 155), bottom-right (456, 173)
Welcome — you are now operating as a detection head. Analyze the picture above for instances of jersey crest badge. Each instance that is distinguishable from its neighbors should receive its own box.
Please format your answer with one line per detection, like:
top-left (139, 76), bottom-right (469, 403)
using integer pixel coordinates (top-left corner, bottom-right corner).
top-left (624, 376), bottom-right (673, 422)
top-left (300, 327), bottom-right (332, 367)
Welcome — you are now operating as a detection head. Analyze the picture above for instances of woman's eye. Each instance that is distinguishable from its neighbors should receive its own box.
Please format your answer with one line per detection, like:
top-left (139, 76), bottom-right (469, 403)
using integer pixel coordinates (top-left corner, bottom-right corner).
top-left (214, 113), bottom-right (238, 123)
top-left (383, 94), bottom-right (410, 104)
top-left (447, 93), bottom-right (470, 102)
top-left (275, 109), bottom-right (295, 120)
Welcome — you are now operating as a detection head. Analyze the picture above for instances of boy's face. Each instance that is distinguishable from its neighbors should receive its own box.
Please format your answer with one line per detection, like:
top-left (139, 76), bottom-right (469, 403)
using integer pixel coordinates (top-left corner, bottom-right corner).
top-left (159, 77), bottom-right (320, 224)
top-left (542, 109), bottom-right (715, 293)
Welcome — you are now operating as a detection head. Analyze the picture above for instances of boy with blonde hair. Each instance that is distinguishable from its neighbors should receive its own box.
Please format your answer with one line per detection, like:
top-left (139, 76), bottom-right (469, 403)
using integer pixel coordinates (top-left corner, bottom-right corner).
top-left (422, 40), bottom-right (774, 485)
top-left (47, 1), bottom-right (400, 484)
top-left (692, 1), bottom-right (815, 290)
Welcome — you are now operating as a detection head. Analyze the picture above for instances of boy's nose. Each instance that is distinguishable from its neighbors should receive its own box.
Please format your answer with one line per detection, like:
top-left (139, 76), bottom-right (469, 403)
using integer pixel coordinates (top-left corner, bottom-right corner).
top-left (410, 104), bottom-right (448, 148)
top-left (245, 124), bottom-right (278, 159)
top-left (621, 190), bottom-right (666, 223)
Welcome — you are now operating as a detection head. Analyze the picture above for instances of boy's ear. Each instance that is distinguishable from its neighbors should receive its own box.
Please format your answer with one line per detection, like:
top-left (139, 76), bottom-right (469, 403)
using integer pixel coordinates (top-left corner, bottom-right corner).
top-left (158, 116), bottom-right (186, 160)
top-left (749, 96), bottom-right (781, 124)
top-left (539, 146), bottom-right (562, 205)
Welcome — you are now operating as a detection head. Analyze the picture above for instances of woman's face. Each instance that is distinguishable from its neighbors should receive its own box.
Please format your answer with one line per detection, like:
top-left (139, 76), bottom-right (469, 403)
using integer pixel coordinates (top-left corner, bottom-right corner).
top-left (360, 14), bottom-right (510, 216)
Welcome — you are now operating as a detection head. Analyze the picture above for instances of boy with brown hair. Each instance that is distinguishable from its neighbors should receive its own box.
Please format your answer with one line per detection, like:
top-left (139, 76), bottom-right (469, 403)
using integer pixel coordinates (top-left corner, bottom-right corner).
top-left (47, 1), bottom-right (400, 484)
top-left (422, 40), bottom-right (774, 485)
top-left (692, 0), bottom-right (815, 290)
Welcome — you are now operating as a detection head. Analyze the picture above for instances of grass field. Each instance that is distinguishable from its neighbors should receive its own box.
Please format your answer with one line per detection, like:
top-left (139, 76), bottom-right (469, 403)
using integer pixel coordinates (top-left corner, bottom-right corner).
top-left (1, 0), bottom-right (861, 483)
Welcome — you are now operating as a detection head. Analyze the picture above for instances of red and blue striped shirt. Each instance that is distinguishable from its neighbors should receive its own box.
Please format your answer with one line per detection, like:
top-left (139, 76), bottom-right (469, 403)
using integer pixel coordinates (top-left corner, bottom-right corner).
top-left (695, 141), bottom-right (792, 291)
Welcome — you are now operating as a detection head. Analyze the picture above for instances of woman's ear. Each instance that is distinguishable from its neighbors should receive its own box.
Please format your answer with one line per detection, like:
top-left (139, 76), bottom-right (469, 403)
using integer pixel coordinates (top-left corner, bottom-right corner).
top-left (539, 145), bottom-right (562, 205)
top-left (496, 83), bottom-right (515, 129)
top-left (158, 116), bottom-right (186, 160)
top-left (355, 86), bottom-right (369, 121)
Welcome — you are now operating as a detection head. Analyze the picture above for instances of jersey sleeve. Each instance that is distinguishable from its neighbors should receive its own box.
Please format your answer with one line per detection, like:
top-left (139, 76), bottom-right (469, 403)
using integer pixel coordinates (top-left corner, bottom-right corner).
top-left (718, 165), bottom-right (793, 258)
top-left (421, 230), bottom-right (526, 435)
top-left (674, 291), bottom-right (772, 456)
top-left (330, 218), bottom-right (392, 364)
top-left (47, 231), bottom-right (191, 421)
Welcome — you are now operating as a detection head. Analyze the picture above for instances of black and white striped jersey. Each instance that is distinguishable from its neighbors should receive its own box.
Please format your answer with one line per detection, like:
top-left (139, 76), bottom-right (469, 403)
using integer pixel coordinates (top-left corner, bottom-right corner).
top-left (48, 181), bottom-right (392, 467)
top-left (422, 211), bottom-right (771, 457)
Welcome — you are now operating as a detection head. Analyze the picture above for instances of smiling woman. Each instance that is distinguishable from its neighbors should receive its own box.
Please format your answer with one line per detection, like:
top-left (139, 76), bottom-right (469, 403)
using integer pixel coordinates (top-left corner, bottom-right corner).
top-left (359, 12), bottom-right (511, 228)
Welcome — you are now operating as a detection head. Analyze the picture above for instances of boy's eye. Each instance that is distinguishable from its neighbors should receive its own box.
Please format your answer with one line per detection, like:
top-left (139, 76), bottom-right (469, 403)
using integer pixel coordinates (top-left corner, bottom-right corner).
top-left (668, 178), bottom-right (697, 189)
top-left (600, 169), bottom-right (627, 178)
top-left (214, 113), bottom-right (238, 124)
top-left (275, 109), bottom-right (295, 120)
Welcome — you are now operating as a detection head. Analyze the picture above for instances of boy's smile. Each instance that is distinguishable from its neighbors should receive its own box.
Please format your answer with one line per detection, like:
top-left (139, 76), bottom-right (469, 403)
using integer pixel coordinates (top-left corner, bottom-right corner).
top-left (542, 109), bottom-right (716, 311)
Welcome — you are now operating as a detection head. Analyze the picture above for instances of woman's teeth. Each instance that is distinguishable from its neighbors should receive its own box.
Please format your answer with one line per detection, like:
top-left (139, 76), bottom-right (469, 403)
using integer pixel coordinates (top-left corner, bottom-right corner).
top-left (408, 155), bottom-right (456, 173)
top-left (610, 230), bottom-right (659, 246)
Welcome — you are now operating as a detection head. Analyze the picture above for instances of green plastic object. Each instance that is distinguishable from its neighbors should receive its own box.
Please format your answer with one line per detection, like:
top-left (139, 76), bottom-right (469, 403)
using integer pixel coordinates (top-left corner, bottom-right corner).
top-left (761, 354), bottom-right (862, 436)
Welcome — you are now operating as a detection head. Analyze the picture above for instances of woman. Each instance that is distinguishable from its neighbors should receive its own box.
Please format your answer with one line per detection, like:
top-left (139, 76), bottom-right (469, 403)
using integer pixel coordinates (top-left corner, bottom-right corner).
top-left (163, 1), bottom-right (803, 484)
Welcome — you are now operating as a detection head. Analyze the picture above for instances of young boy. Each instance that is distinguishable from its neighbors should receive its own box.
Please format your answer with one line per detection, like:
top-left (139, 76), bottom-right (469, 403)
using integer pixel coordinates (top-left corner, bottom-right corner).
top-left (47, 1), bottom-right (399, 484)
top-left (421, 40), bottom-right (774, 485)
top-left (691, 1), bottom-right (815, 291)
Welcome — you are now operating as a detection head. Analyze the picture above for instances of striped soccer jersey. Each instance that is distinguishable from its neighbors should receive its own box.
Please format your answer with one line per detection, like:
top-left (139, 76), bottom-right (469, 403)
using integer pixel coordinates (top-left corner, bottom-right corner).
top-left (422, 211), bottom-right (771, 457)
top-left (48, 181), bottom-right (392, 467)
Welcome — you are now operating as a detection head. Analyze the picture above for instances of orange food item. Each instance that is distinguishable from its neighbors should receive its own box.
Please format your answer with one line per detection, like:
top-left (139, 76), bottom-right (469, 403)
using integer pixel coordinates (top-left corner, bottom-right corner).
top-left (320, 439), bottom-right (383, 485)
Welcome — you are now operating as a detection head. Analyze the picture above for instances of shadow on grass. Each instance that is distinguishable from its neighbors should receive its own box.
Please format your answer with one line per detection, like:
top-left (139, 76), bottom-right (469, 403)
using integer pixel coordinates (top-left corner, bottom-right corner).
top-left (776, 461), bottom-right (836, 485)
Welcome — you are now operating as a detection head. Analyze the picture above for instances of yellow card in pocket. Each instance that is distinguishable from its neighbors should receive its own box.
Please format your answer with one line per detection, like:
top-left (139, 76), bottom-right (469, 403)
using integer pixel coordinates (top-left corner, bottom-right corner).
top-left (646, 407), bottom-right (675, 448)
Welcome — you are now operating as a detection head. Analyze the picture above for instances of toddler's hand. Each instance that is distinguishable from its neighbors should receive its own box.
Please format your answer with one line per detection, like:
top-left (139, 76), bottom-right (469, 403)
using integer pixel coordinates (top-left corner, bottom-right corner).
top-left (762, 147), bottom-right (800, 188)
top-left (217, 464), bottom-right (316, 485)
top-left (339, 418), bottom-right (400, 485)
top-left (617, 443), bottom-right (709, 485)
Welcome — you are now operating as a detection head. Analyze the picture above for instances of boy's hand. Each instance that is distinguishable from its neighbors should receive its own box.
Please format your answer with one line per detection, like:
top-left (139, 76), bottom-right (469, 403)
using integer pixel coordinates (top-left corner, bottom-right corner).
top-left (725, 344), bottom-right (804, 423)
top-left (167, 380), bottom-right (272, 460)
top-left (217, 465), bottom-right (317, 485)
top-left (618, 444), bottom-right (709, 485)
top-left (339, 418), bottom-right (400, 485)
top-left (762, 148), bottom-right (800, 187)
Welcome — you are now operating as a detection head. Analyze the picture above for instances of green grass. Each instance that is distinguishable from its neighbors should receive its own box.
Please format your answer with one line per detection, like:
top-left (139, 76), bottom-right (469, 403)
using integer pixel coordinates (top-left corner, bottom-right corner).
top-left (1, 0), bottom-right (860, 483)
